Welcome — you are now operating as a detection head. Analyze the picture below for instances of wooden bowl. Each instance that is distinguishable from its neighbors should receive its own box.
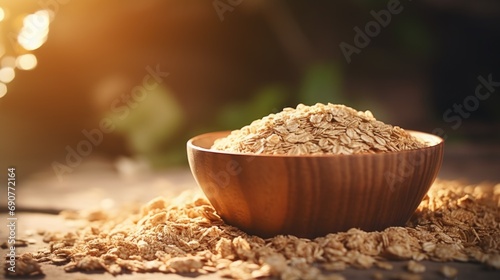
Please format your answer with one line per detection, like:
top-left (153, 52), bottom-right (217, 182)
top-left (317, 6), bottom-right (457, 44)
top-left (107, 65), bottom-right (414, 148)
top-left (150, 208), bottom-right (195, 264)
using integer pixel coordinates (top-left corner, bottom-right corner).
top-left (187, 131), bottom-right (444, 238)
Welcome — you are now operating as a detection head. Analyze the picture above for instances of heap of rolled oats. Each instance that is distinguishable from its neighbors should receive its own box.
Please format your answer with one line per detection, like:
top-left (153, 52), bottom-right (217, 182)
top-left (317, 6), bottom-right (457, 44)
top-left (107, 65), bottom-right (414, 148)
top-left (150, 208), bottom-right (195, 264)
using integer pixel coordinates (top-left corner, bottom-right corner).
top-left (6, 180), bottom-right (499, 279)
top-left (211, 103), bottom-right (426, 155)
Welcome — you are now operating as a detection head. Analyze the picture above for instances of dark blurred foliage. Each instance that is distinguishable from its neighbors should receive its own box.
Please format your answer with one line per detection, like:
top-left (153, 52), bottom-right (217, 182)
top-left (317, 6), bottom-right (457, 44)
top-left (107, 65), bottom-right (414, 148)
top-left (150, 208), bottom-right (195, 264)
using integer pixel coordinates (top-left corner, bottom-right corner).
top-left (0, 0), bottom-right (499, 177)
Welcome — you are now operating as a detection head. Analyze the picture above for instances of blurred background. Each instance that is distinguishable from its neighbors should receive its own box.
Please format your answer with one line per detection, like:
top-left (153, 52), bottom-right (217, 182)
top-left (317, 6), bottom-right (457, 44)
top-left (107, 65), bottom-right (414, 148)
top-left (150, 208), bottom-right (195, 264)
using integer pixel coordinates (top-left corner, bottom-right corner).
top-left (0, 0), bottom-right (499, 183)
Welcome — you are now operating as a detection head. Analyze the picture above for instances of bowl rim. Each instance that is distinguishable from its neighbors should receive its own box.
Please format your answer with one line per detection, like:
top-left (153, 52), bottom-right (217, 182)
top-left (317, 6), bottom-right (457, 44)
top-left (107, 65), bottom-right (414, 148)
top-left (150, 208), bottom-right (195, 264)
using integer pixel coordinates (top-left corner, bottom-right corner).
top-left (187, 130), bottom-right (444, 158)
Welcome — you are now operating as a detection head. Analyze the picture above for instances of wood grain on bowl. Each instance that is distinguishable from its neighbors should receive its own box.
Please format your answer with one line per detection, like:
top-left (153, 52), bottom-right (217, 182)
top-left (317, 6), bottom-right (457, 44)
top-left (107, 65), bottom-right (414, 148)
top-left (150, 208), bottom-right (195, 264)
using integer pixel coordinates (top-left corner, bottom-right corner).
top-left (187, 131), bottom-right (444, 238)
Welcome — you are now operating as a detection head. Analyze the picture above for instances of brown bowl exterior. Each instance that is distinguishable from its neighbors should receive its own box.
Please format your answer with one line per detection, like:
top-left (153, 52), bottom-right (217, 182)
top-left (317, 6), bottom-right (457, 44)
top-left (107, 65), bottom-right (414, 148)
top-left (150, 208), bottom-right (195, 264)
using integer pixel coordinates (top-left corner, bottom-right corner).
top-left (187, 131), bottom-right (443, 238)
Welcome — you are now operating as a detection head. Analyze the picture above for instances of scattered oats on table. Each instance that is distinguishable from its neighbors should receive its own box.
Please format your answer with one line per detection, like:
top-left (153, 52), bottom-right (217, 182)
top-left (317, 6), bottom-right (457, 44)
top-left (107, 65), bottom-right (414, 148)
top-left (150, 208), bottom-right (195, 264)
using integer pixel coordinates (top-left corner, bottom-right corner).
top-left (211, 103), bottom-right (426, 155)
top-left (5, 180), bottom-right (500, 279)
top-left (406, 260), bottom-right (426, 273)
top-left (4, 253), bottom-right (44, 277)
top-left (439, 265), bottom-right (458, 278)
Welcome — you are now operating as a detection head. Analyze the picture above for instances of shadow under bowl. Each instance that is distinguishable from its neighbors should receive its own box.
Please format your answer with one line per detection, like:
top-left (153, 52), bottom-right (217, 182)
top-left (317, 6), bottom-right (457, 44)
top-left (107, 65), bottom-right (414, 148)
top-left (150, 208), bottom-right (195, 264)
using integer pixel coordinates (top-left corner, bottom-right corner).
top-left (187, 131), bottom-right (444, 238)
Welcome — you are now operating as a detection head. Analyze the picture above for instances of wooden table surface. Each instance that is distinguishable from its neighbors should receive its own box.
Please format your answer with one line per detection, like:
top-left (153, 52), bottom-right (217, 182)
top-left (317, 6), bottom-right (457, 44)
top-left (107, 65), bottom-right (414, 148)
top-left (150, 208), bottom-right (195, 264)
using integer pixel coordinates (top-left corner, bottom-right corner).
top-left (2, 143), bottom-right (500, 279)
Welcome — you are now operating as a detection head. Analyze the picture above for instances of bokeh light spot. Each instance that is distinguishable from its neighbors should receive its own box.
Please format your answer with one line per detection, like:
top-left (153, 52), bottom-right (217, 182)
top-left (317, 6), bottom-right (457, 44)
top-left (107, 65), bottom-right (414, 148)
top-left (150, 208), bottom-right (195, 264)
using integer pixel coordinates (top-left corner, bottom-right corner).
top-left (0, 67), bottom-right (15, 83)
top-left (0, 7), bottom-right (5, 22)
top-left (0, 83), bottom-right (7, 98)
top-left (1, 56), bottom-right (16, 68)
top-left (16, 54), bottom-right (38, 70)
top-left (18, 10), bottom-right (51, 51)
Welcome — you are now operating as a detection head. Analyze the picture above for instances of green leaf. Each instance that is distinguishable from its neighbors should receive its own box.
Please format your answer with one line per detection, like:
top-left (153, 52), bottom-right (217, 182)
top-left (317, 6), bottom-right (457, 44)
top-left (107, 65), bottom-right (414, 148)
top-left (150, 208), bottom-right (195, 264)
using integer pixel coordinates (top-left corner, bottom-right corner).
top-left (108, 86), bottom-right (184, 155)
top-left (216, 84), bottom-right (288, 129)
top-left (298, 62), bottom-right (345, 105)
